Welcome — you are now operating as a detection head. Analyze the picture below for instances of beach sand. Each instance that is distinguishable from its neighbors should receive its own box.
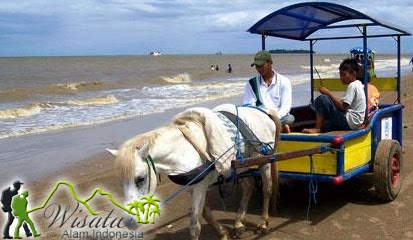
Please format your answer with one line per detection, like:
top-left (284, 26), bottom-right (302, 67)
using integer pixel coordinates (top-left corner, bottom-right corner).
top-left (1, 73), bottom-right (412, 239)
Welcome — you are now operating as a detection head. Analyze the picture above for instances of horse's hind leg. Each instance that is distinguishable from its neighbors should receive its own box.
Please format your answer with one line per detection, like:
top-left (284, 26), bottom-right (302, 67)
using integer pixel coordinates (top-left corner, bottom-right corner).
top-left (257, 163), bottom-right (273, 234)
top-left (189, 174), bottom-right (218, 240)
top-left (190, 185), bottom-right (207, 240)
top-left (233, 177), bottom-right (254, 238)
top-left (203, 203), bottom-right (228, 240)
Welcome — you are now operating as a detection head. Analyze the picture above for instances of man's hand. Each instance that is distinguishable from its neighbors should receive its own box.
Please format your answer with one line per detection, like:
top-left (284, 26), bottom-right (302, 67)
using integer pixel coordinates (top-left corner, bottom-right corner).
top-left (319, 86), bottom-right (330, 95)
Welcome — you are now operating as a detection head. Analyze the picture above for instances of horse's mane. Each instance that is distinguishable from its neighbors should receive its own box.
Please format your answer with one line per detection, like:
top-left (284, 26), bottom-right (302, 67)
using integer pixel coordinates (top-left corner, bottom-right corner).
top-left (115, 127), bottom-right (163, 181)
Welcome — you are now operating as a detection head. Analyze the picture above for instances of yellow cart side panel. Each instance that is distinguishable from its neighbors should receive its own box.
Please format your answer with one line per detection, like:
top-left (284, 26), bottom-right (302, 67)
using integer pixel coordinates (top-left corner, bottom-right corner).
top-left (278, 140), bottom-right (337, 175)
top-left (344, 132), bottom-right (372, 172)
top-left (313, 77), bottom-right (397, 91)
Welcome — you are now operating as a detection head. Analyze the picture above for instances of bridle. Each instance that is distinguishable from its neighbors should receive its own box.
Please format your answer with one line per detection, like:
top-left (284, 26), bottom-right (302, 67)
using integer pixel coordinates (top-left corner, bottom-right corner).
top-left (145, 155), bottom-right (157, 194)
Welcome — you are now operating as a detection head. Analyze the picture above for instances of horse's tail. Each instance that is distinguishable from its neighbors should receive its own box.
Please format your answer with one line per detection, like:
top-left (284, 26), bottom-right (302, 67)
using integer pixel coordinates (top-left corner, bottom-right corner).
top-left (265, 109), bottom-right (281, 210)
top-left (265, 109), bottom-right (281, 152)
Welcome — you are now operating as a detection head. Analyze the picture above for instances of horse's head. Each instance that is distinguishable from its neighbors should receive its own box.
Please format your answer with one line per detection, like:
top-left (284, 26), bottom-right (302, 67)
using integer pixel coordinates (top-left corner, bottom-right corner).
top-left (107, 142), bottom-right (158, 229)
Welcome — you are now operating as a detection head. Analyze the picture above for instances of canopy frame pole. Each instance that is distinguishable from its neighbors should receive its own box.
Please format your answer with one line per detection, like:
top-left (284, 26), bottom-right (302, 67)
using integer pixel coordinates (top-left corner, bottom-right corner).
top-left (362, 25), bottom-right (369, 115)
top-left (261, 34), bottom-right (266, 50)
top-left (310, 40), bottom-right (315, 103)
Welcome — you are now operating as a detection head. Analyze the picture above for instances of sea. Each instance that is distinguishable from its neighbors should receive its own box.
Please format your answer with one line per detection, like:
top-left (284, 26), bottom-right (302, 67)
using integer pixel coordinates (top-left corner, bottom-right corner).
top-left (0, 54), bottom-right (410, 139)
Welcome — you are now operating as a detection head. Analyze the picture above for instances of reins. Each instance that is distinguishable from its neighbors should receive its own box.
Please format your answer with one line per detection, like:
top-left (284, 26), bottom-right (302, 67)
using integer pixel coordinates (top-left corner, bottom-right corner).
top-left (145, 155), bottom-right (157, 194)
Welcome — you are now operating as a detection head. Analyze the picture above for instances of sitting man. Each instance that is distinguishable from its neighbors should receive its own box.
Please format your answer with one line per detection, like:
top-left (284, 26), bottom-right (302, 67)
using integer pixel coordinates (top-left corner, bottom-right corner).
top-left (243, 50), bottom-right (295, 133)
top-left (303, 58), bottom-right (366, 133)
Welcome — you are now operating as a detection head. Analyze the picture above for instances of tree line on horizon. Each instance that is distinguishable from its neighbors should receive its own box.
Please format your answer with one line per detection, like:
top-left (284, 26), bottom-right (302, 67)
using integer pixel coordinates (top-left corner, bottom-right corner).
top-left (269, 49), bottom-right (314, 54)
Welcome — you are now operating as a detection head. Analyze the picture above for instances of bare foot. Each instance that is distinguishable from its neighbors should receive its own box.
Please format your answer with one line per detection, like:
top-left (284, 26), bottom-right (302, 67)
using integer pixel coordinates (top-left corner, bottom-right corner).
top-left (282, 124), bottom-right (291, 133)
top-left (302, 128), bottom-right (321, 133)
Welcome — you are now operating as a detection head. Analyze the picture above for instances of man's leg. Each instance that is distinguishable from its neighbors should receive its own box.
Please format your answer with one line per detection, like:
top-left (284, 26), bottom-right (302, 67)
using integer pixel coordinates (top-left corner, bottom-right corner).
top-left (3, 212), bottom-right (14, 238)
top-left (303, 94), bottom-right (332, 133)
top-left (24, 217), bottom-right (40, 237)
top-left (280, 114), bottom-right (295, 133)
top-left (23, 222), bottom-right (32, 237)
top-left (13, 218), bottom-right (23, 239)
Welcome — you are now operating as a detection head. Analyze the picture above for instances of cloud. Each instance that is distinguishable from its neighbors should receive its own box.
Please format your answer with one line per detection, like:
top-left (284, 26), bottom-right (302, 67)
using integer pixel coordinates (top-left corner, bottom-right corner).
top-left (0, 0), bottom-right (411, 56)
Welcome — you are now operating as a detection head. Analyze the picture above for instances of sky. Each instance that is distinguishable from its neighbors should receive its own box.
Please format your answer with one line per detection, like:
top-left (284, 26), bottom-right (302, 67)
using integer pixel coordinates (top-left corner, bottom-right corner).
top-left (0, 0), bottom-right (412, 57)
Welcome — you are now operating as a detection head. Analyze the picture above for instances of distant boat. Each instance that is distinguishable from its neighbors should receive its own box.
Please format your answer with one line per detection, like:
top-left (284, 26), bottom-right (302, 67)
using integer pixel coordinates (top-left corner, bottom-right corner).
top-left (149, 51), bottom-right (162, 56)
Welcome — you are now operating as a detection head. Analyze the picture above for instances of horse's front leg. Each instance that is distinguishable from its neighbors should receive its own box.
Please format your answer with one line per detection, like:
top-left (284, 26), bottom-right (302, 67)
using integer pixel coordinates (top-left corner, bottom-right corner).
top-left (257, 163), bottom-right (273, 234)
top-left (233, 177), bottom-right (254, 238)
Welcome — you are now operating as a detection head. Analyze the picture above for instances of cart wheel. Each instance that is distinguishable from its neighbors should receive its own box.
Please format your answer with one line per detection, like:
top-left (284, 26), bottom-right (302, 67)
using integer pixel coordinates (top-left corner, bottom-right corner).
top-left (374, 139), bottom-right (403, 201)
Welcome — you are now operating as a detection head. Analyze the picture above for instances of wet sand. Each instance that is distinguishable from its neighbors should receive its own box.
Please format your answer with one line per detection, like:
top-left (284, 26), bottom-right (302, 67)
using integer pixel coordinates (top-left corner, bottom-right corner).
top-left (0, 74), bottom-right (412, 239)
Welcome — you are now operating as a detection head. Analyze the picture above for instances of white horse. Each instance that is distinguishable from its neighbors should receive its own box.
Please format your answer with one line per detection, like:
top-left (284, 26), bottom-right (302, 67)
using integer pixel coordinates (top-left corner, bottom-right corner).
top-left (108, 104), bottom-right (280, 240)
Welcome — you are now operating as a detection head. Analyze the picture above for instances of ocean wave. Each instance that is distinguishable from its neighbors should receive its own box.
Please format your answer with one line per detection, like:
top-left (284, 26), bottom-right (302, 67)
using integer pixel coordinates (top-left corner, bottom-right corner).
top-left (0, 103), bottom-right (53, 119)
top-left (52, 81), bottom-right (105, 91)
top-left (161, 73), bottom-right (192, 83)
top-left (142, 84), bottom-right (191, 97)
top-left (195, 81), bottom-right (245, 88)
top-left (0, 82), bottom-right (107, 103)
top-left (66, 95), bottom-right (119, 106)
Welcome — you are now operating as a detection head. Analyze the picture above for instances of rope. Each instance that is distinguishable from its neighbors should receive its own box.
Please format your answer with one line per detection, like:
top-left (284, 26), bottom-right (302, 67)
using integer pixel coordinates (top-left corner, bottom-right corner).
top-left (306, 155), bottom-right (318, 220)
top-left (235, 106), bottom-right (243, 163)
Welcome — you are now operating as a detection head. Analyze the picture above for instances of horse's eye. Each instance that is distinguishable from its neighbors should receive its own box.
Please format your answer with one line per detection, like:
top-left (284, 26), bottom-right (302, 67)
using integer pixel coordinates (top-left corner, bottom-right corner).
top-left (134, 176), bottom-right (145, 186)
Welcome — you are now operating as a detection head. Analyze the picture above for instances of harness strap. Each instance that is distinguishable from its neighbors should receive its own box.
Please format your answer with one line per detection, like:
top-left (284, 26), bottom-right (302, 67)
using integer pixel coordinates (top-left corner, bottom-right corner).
top-left (218, 110), bottom-right (273, 155)
top-left (249, 76), bottom-right (263, 107)
top-left (177, 125), bottom-right (212, 162)
top-left (168, 161), bottom-right (215, 185)
top-left (167, 125), bottom-right (217, 186)
top-left (146, 155), bottom-right (157, 174)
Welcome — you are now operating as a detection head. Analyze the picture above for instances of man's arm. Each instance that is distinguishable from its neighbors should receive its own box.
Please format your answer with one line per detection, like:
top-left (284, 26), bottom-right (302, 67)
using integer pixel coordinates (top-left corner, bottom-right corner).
top-left (1, 189), bottom-right (6, 204)
top-left (278, 76), bottom-right (293, 118)
top-left (319, 86), bottom-right (349, 110)
top-left (243, 82), bottom-right (257, 106)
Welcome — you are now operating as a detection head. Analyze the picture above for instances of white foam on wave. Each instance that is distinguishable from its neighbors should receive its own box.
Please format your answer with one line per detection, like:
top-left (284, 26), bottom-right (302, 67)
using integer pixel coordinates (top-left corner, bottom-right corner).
top-left (300, 63), bottom-right (340, 78)
top-left (143, 84), bottom-right (191, 92)
top-left (374, 58), bottom-right (410, 74)
top-left (0, 103), bottom-right (53, 119)
top-left (161, 73), bottom-right (192, 83)
top-left (66, 95), bottom-right (119, 106)
top-left (193, 82), bottom-right (246, 90)
top-left (53, 81), bottom-right (104, 91)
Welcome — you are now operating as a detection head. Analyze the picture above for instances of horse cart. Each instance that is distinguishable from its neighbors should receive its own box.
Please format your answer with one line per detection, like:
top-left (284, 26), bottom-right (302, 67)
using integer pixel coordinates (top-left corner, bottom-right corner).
top-left (111, 3), bottom-right (410, 239)
top-left (233, 2), bottom-right (411, 202)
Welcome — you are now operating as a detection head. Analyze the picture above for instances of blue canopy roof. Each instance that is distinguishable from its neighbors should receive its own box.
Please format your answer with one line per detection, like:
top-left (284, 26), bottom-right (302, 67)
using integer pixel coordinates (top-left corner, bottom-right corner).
top-left (350, 47), bottom-right (374, 54)
top-left (248, 2), bottom-right (411, 40)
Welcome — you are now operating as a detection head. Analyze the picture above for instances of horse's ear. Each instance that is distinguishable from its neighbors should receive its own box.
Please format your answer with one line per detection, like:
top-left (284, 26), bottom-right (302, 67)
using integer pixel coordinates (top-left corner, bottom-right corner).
top-left (137, 142), bottom-right (150, 155)
top-left (106, 148), bottom-right (118, 157)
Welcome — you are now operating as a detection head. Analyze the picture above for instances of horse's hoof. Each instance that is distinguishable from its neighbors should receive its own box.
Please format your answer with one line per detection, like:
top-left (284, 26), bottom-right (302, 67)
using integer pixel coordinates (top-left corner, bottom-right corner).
top-left (219, 234), bottom-right (229, 240)
top-left (218, 230), bottom-right (229, 240)
top-left (255, 226), bottom-right (269, 235)
top-left (231, 226), bottom-right (246, 239)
